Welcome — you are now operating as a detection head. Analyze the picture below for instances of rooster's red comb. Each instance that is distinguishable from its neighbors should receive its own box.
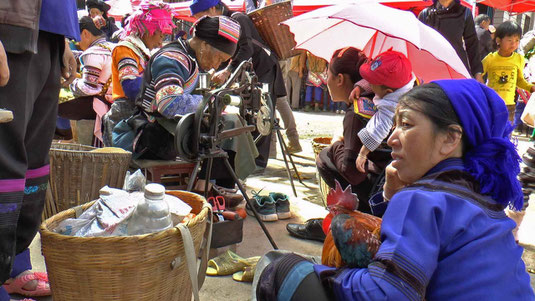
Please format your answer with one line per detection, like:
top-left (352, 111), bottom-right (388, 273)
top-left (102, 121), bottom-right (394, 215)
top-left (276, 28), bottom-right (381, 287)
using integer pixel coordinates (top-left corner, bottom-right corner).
top-left (326, 180), bottom-right (359, 210)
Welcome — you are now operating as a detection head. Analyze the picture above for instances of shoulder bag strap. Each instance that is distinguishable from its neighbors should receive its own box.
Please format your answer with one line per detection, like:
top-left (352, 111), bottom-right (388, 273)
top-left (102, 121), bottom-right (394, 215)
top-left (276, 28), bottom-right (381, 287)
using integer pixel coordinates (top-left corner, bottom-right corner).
top-left (175, 204), bottom-right (213, 301)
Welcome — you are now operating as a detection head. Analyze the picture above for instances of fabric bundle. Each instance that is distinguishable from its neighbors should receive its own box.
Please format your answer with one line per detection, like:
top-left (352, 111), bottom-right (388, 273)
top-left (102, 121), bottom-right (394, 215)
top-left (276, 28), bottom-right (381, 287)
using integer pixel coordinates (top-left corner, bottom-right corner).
top-left (124, 0), bottom-right (175, 37)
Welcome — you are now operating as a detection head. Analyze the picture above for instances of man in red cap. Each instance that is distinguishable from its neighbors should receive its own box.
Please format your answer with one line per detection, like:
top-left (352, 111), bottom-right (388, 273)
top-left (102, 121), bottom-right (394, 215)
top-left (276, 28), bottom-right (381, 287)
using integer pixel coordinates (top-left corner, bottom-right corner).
top-left (355, 50), bottom-right (414, 173)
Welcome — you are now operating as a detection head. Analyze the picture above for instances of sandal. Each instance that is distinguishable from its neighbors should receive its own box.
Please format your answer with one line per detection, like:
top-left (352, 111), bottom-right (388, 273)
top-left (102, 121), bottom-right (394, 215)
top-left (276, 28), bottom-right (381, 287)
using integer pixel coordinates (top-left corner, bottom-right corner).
top-left (232, 263), bottom-right (257, 282)
top-left (206, 250), bottom-right (260, 276)
top-left (3, 271), bottom-right (51, 297)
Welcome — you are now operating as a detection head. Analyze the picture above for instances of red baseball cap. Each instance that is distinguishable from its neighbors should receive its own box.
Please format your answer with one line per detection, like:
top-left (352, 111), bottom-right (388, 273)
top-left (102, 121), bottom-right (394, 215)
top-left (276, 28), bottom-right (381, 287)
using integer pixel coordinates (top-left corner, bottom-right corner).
top-left (359, 51), bottom-right (413, 89)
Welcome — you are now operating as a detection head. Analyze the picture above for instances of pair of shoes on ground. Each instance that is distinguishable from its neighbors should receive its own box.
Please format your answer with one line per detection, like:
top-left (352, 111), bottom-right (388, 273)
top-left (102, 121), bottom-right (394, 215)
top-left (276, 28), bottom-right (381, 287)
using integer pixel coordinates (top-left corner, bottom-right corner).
top-left (206, 250), bottom-right (259, 282)
top-left (251, 191), bottom-right (291, 221)
top-left (3, 271), bottom-right (51, 298)
top-left (286, 218), bottom-right (327, 242)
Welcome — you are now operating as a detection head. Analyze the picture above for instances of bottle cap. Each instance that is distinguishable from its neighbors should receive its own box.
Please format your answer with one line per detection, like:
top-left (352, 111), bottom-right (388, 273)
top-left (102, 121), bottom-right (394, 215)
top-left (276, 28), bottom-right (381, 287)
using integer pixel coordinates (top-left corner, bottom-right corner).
top-left (144, 183), bottom-right (165, 200)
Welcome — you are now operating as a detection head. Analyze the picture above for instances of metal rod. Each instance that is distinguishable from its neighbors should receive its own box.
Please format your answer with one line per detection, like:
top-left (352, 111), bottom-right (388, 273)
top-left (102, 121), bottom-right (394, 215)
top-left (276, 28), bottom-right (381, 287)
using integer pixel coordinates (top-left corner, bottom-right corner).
top-left (276, 129), bottom-right (298, 197)
top-left (187, 160), bottom-right (202, 192)
top-left (278, 133), bottom-right (305, 185)
top-left (223, 157), bottom-right (278, 249)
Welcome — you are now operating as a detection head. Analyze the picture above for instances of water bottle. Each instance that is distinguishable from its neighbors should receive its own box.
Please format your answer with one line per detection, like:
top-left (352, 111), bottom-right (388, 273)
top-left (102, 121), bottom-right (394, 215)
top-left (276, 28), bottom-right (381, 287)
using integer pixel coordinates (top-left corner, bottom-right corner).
top-left (127, 183), bottom-right (173, 235)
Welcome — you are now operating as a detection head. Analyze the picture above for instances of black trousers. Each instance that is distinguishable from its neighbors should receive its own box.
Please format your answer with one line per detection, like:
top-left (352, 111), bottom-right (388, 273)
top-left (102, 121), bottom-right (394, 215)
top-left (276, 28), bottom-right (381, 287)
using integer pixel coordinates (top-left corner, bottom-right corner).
top-left (0, 31), bottom-right (62, 283)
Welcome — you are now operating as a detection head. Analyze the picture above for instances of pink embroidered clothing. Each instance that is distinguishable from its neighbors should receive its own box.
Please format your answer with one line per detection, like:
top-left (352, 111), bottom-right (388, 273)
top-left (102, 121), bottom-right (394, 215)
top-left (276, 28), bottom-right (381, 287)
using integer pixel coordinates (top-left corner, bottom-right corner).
top-left (69, 38), bottom-right (115, 99)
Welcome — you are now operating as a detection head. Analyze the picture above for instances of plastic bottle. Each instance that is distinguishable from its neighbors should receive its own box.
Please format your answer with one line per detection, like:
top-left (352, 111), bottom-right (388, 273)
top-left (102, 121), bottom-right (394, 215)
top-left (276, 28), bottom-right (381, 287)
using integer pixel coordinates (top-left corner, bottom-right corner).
top-left (127, 183), bottom-right (173, 235)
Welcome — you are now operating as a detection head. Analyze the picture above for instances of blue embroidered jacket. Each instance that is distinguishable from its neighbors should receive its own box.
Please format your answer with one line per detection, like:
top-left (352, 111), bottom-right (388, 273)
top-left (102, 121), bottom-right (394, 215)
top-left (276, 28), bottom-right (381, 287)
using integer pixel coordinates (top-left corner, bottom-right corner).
top-left (316, 158), bottom-right (534, 300)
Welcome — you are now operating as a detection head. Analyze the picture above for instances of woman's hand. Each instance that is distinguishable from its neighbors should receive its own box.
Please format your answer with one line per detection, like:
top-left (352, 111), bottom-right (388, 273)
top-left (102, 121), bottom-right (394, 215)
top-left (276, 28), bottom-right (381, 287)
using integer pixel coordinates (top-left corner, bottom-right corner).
top-left (61, 40), bottom-right (77, 88)
top-left (92, 15), bottom-right (107, 29)
top-left (383, 163), bottom-right (408, 200)
top-left (348, 85), bottom-right (362, 102)
top-left (212, 69), bottom-right (231, 85)
top-left (356, 154), bottom-right (367, 173)
top-left (0, 40), bottom-right (10, 87)
top-left (474, 73), bottom-right (484, 84)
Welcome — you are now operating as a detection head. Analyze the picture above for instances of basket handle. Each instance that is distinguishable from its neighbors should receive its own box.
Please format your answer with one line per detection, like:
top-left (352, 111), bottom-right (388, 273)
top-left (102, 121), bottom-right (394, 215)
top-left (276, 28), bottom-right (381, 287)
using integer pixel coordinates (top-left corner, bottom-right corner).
top-left (176, 204), bottom-right (212, 301)
top-left (197, 203), bottom-right (213, 288)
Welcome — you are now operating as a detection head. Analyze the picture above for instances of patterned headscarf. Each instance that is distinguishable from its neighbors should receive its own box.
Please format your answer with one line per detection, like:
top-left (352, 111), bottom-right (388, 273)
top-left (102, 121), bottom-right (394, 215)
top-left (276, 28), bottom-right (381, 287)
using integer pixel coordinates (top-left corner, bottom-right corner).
top-left (433, 79), bottom-right (523, 210)
top-left (191, 16), bottom-right (240, 55)
top-left (124, 0), bottom-right (175, 37)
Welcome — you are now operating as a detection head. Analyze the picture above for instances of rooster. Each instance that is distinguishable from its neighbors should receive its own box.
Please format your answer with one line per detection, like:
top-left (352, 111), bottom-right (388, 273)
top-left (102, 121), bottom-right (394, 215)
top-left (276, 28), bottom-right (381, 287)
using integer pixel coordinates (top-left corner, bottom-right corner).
top-left (321, 180), bottom-right (382, 268)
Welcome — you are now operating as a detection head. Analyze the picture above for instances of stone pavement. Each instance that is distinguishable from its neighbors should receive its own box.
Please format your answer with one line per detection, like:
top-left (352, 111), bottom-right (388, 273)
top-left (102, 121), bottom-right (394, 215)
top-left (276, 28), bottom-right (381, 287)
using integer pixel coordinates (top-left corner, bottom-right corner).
top-left (16, 111), bottom-right (535, 300)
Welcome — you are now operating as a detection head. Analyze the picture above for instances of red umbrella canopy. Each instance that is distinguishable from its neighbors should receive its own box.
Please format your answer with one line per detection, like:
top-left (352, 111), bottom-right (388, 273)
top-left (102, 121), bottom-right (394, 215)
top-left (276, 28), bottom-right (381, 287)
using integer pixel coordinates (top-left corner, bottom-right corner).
top-left (479, 0), bottom-right (535, 12)
top-left (282, 2), bottom-right (471, 82)
top-left (167, 0), bottom-right (474, 21)
top-left (292, 0), bottom-right (475, 16)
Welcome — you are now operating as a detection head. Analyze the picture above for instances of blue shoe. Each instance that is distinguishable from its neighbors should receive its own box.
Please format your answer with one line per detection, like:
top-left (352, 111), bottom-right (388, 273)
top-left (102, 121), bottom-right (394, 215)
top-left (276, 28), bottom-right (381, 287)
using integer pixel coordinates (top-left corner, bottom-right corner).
top-left (251, 190), bottom-right (278, 221)
top-left (269, 192), bottom-right (291, 219)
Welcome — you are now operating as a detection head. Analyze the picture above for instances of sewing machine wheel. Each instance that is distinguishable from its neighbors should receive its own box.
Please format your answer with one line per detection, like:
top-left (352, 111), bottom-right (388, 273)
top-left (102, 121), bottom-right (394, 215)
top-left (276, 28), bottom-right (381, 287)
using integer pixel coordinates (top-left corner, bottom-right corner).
top-left (256, 92), bottom-right (273, 136)
top-left (175, 112), bottom-right (198, 162)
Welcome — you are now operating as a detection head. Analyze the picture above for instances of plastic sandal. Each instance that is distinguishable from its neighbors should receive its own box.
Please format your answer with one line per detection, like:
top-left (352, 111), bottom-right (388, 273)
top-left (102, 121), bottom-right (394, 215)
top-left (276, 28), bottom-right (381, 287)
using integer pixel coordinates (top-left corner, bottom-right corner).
top-left (3, 271), bottom-right (51, 297)
top-left (232, 263), bottom-right (257, 282)
top-left (206, 250), bottom-right (260, 276)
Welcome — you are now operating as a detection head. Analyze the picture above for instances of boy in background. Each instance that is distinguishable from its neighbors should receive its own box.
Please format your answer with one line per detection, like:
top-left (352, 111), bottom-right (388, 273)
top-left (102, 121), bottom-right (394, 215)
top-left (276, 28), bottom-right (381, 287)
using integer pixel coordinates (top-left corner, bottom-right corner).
top-left (483, 21), bottom-right (535, 122)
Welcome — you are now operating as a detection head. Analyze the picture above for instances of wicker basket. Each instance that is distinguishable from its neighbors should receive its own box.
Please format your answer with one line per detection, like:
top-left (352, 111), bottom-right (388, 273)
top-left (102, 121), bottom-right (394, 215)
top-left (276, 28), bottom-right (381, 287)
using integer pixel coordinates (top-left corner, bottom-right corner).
top-left (45, 143), bottom-right (131, 219)
top-left (311, 137), bottom-right (332, 206)
top-left (248, 1), bottom-right (297, 60)
top-left (312, 137), bottom-right (332, 157)
top-left (40, 190), bottom-right (210, 301)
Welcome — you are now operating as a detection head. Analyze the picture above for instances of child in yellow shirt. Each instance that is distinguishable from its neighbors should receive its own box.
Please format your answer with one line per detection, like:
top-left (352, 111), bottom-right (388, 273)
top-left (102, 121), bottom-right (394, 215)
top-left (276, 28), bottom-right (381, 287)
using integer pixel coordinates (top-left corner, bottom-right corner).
top-left (483, 21), bottom-right (535, 122)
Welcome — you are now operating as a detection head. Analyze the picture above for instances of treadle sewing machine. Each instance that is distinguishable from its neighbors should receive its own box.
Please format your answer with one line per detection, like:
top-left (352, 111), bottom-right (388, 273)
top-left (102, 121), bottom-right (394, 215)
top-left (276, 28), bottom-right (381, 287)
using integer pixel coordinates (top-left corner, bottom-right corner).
top-left (174, 59), bottom-right (274, 162)
top-left (174, 59), bottom-right (279, 249)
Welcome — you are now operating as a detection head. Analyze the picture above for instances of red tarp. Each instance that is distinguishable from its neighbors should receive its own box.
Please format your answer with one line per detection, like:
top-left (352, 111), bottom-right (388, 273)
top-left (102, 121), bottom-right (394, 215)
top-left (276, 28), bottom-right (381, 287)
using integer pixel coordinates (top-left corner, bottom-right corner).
top-left (167, 0), bottom-right (475, 22)
top-left (479, 0), bottom-right (535, 12)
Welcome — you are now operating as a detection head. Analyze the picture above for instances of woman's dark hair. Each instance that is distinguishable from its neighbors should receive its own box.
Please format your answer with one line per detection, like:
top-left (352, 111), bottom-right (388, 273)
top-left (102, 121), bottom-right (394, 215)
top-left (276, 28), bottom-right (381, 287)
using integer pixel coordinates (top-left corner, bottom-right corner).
top-left (121, 14), bottom-right (131, 28)
top-left (194, 16), bottom-right (238, 56)
top-left (215, 2), bottom-right (231, 15)
top-left (86, 0), bottom-right (110, 19)
top-left (329, 47), bottom-right (368, 84)
top-left (495, 20), bottom-right (522, 40)
top-left (79, 16), bottom-right (104, 37)
top-left (474, 14), bottom-right (490, 26)
top-left (398, 83), bottom-right (465, 147)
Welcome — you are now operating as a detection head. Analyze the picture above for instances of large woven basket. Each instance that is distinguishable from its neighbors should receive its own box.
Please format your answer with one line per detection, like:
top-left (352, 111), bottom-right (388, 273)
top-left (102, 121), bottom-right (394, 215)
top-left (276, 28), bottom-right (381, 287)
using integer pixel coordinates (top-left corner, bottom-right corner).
top-left (40, 190), bottom-right (210, 301)
top-left (311, 137), bottom-right (332, 206)
top-left (312, 137), bottom-right (332, 157)
top-left (248, 1), bottom-right (297, 60)
top-left (45, 143), bottom-right (131, 219)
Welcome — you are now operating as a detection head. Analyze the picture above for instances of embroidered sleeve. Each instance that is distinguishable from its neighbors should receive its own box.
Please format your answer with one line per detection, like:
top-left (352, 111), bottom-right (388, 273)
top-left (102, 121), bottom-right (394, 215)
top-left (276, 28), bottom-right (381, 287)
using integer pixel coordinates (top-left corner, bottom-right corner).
top-left (70, 53), bottom-right (107, 97)
top-left (113, 46), bottom-right (142, 83)
top-left (151, 51), bottom-right (202, 118)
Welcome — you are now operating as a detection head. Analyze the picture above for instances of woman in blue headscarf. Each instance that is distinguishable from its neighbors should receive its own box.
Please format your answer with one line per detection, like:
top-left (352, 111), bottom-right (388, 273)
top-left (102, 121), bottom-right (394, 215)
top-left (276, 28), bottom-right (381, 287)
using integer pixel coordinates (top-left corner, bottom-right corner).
top-left (256, 79), bottom-right (534, 300)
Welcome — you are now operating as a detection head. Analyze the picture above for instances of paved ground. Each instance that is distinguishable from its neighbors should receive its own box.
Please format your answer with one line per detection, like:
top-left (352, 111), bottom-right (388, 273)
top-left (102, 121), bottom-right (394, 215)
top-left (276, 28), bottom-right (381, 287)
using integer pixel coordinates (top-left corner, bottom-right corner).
top-left (15, 111), bottom-right (535, 300)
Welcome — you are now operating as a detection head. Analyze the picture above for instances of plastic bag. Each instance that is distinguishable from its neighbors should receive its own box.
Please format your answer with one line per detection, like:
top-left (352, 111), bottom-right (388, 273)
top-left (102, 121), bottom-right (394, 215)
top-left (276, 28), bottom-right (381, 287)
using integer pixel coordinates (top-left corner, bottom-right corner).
top-left (522, 93), bottom-right (535, 127)
top-left (54, 187), bottom-right (142, 237)
top-left (123, 169), bottom-right (146, 192)
top-left (55, 186), bottom-right (192, 237)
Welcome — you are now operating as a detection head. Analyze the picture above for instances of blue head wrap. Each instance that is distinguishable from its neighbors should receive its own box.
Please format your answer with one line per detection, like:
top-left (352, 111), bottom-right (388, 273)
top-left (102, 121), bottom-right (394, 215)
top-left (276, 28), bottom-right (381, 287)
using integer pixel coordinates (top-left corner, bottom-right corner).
top-left (433, 79), bottom-right (522, 210)
top-left (190, 0), bottom-right (221, 15)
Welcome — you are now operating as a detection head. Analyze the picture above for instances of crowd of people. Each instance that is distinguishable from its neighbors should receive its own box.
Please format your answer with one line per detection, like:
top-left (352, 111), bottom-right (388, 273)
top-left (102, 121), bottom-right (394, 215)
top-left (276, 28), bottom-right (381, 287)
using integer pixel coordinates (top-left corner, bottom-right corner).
top-left (1, 0), bottom-right (535, 300)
